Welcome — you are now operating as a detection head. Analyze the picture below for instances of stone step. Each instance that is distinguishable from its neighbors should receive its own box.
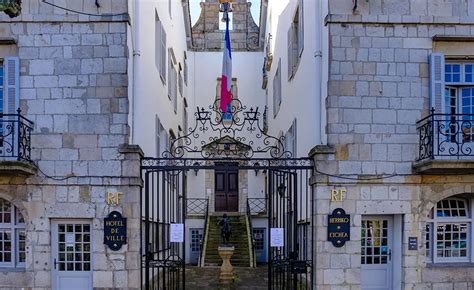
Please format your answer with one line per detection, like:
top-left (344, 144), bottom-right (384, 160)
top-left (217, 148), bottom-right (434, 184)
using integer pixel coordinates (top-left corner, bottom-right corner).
top-left (204, 215), bottom-right (251, 268)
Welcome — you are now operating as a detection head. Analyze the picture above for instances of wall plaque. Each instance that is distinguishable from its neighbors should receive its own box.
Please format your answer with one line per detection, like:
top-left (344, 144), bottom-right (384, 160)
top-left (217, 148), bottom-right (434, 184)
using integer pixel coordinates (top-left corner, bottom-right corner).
top-left (327, 208), bottom-right (350, 248)
top-left (408, 237), bottom-right (418, 250)
top-left (104, 211), bottom-right (127, 251)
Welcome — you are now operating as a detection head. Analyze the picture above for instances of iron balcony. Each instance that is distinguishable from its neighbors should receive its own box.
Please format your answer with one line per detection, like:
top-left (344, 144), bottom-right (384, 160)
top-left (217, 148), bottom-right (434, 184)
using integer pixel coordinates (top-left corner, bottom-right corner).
top-left (414, 110), bottom-right (474, 173)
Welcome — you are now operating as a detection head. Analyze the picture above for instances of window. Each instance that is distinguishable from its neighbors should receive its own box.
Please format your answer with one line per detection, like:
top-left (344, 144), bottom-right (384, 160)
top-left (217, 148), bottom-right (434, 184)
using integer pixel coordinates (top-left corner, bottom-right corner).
top-left (285, 120), bottom-right (297, 157)
top-left (0, 198), bottom-right (25, 268)
top-left (183, 52), bottom-right (188, 86)
top-left (288, 0), bottom-right (304, 80)
top-left (155, 12), bottom-right (167, 83)
top-left (430, 54), bottom-right (474, 145)
top-left (183, 99), bottom-right (188, 134)
top-left (168, 49), bottom-right (177, 113)
top-left (178, 63), bottom-right (183, 97)
top-left (273, 59), bottom-right (282, 117)
top-left (155, 116), bottom-right (167, 157)
top-left (445, 63), bottom-right (474, 84)
top-left (426, 197), bottom-right (473, 263)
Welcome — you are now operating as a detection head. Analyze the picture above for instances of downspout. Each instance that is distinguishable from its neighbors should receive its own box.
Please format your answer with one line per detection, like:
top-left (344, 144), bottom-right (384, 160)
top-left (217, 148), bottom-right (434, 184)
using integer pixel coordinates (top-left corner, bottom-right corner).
top-left (314, 0), bottom-right (324, 145)
top-left (131, 0), bottom-right (141, 143)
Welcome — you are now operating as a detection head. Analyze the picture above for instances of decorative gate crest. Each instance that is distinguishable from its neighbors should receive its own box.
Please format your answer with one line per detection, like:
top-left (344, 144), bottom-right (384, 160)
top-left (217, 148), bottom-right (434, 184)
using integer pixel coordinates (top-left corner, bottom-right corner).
top-left (164, 99), bottom-right (291, 159)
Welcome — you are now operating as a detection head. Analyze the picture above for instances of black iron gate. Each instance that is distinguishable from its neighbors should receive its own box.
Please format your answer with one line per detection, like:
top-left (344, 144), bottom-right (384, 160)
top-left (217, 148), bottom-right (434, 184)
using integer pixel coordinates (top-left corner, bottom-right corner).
top-left (141, 159), bottom-right (313, 290)
top-left (141, 168), bottom-right (186, 290)
top-left (140, 98), bottom-right (313, 289)
top-left (268, 167), bottom-right (313, 290)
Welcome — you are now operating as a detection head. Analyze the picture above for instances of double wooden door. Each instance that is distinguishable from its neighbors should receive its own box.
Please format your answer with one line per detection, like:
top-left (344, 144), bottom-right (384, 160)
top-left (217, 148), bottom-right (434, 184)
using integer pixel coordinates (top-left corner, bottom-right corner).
top-left (214, 163), bottom-right (239, 212)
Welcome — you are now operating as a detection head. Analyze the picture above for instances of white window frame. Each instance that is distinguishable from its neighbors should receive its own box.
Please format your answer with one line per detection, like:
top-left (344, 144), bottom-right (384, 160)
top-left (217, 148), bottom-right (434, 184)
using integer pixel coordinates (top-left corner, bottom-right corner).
top-left (445, 63), bottom-right (474, 85)
top-left (0, 198), bottom-right (25, 269)
top-left (426, 197), bottom-right (474, 263)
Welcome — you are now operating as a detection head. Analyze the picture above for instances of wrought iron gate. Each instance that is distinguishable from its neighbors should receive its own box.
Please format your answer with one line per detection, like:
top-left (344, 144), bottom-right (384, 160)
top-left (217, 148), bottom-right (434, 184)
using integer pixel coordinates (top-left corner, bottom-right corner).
top-left (141, 168), bottom-right (186, 289)
top-left (140, 98), bottom-right (314, 289)
top-left (268, 167), bottom-right (313, 290)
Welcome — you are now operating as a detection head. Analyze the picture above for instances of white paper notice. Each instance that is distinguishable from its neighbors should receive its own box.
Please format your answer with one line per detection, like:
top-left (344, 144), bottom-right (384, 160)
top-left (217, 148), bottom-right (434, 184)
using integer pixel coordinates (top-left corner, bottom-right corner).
top-left (170, 223), bottom-right (184, 243)
top-left (270, 228), bottom-right (284, 247)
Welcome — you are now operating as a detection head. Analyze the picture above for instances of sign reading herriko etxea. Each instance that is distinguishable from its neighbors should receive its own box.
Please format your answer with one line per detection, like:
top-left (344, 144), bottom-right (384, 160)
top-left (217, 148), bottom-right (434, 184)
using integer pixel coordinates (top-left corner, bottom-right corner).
top-left (104, 211), bottom-right (127, 251)
top-left (328, 208), bottom-right (350, 247)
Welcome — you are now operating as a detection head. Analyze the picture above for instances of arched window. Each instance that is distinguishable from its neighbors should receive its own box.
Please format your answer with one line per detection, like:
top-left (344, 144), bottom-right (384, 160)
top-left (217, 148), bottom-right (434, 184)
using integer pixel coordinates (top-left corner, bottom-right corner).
top-left (0, 198), bottom-right (25, 268)
top-left (426, 197), bottom-right (472, 263)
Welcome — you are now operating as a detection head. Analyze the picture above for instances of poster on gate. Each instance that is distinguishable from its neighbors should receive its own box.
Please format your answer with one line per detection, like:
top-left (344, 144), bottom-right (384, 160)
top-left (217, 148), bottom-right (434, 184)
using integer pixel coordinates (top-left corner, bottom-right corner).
top-left (270, 228), bottom-right (284, 247)
top-left (170, 223), bottom-right (184, 243)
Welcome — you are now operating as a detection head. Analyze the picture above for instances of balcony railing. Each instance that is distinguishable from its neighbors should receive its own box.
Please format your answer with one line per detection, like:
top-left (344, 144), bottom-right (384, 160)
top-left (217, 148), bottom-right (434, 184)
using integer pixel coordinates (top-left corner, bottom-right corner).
top-left (417, 110), bottom-right (474, 161)
top-left (186, 198), bottom-right (208, 216)
top-left (0, 109), bottom-right (33, 163)
top-left (248, 198), bottom-right (266, 215)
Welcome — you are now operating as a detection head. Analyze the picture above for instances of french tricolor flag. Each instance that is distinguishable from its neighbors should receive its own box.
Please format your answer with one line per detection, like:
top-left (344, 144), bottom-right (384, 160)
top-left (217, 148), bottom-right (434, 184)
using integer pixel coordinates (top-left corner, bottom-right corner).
top-left (220, 9), bottom-right (232, 113)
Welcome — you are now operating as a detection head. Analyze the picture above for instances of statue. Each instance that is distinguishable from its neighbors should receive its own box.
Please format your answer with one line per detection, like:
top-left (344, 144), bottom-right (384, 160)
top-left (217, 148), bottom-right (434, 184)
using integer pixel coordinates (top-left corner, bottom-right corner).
top-left (218, 213), bottom-right (232, 245)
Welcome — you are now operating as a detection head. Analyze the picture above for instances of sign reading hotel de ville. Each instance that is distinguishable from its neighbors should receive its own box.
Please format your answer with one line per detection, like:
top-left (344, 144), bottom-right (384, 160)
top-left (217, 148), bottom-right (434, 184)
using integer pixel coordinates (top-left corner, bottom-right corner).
top-left (327, 208), bottom-right (350, 247)
top-left (104, 211), bottom-right (127, 251)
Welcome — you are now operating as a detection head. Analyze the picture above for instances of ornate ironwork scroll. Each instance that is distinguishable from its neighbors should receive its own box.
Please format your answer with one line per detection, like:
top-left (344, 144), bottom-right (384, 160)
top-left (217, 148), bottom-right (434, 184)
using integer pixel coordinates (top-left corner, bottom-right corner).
top-left (163, 99), bottom-right (291, 159)
top-left (417, 110), bottom-right (474, 160)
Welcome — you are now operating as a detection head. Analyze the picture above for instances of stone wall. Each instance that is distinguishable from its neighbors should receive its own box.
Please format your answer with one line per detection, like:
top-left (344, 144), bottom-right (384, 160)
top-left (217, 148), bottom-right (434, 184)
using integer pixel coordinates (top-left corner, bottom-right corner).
top-left (316, 0), bottom-right (474, 288)
top-left (0, 1), bottom-right (142, 289)
top-left (191, 0), bottom-right (261, 51)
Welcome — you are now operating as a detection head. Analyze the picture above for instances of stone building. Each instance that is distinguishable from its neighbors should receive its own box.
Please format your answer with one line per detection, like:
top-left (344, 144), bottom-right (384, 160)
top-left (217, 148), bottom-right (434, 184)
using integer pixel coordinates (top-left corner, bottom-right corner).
top-left (0, 0), bottom-right (141, 289)
top-left (310, 0), bottom-right (474, 289)
top-left (191, 0), bottom-right (262, 51)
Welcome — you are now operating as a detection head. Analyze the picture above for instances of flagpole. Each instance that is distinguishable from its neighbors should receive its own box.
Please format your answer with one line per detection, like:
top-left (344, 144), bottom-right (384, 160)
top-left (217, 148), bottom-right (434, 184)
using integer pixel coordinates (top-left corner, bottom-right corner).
top-left (219, 0), bottom-right (233, 113)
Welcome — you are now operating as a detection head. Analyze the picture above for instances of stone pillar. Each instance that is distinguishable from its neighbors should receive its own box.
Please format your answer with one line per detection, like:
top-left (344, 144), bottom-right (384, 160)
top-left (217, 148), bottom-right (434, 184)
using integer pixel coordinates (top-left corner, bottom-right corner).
top-left (118, 144), bottom-right (144, 290)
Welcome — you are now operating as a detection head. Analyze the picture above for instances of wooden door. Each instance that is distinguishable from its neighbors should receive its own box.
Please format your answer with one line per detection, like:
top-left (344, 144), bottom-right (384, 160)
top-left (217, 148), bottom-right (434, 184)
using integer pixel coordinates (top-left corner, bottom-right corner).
top-left (214, 164), bottom-right (239, 212)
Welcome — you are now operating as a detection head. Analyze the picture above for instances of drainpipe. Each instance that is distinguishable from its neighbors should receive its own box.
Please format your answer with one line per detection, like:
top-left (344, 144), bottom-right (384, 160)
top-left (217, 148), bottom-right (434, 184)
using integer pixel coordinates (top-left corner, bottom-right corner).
top-left (131, 0), bottom-right (141, 143)
top-left (314, 0), bottom-right (325, 145)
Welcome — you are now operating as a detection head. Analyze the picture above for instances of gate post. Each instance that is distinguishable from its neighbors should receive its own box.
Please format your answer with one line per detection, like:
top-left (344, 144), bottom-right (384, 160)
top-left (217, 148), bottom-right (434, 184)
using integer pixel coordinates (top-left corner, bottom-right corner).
top-left (118, 144), bottom-right (144, 289)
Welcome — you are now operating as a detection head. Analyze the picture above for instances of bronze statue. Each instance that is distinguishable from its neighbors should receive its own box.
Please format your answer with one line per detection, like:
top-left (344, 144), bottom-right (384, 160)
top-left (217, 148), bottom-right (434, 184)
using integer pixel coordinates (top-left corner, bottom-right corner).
top-left (218, 213), bottom-right (232, 245)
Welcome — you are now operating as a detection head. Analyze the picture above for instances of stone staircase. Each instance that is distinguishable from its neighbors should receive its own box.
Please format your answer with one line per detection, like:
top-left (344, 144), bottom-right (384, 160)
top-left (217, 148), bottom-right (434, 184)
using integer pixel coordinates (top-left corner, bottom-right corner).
top-left (203, 215), bottom-right (251, 267)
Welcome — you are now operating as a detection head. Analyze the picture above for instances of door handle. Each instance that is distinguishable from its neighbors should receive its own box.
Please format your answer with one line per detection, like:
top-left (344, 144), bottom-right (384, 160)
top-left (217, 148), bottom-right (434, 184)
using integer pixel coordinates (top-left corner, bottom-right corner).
top-left (388, 249), bottom-right (392, 261)
top-left (54, 258), bottom-right (57, 270)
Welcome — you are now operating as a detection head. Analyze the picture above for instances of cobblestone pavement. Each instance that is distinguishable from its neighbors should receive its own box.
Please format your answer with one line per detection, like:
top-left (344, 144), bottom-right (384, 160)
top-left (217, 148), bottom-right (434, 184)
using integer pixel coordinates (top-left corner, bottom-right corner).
top-left (185, 266), bottom-right (268, 289)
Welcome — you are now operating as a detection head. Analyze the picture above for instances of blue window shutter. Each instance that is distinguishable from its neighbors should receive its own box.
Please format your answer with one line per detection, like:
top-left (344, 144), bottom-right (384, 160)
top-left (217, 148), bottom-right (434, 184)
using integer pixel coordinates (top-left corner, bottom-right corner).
top-left (3, 56), bottom-right (19, 115)
top-left (430, 53), bottom-right (445, 113)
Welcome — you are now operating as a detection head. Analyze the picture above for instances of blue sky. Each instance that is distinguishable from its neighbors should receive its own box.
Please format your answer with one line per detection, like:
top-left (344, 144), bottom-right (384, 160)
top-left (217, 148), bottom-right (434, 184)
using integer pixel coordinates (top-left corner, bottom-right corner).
top-left (189, 0), bottom-right (261, 26)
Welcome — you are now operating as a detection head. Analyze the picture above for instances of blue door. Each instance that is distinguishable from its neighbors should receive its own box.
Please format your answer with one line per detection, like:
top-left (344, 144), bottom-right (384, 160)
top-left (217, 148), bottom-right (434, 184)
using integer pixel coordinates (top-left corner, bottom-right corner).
top-left (189, 228), bottom-right (203, 265)
top-left (253, 228), bottom-right (267, 263)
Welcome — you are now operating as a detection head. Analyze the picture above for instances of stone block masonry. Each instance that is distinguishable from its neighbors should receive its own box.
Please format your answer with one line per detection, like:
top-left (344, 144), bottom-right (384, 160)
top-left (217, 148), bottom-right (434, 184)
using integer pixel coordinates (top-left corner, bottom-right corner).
top-left (317, 0), bottom-right (474, 289)
top-left (0, 1), bottom-right (141, 289)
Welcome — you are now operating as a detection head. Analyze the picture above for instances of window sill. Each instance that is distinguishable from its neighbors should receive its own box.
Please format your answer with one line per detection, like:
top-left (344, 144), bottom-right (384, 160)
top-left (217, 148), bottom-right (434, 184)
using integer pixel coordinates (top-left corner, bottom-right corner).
top-left (426, 262), bottom-right (474, 268)
top-left (0, 267), bottom-right (26, 272)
